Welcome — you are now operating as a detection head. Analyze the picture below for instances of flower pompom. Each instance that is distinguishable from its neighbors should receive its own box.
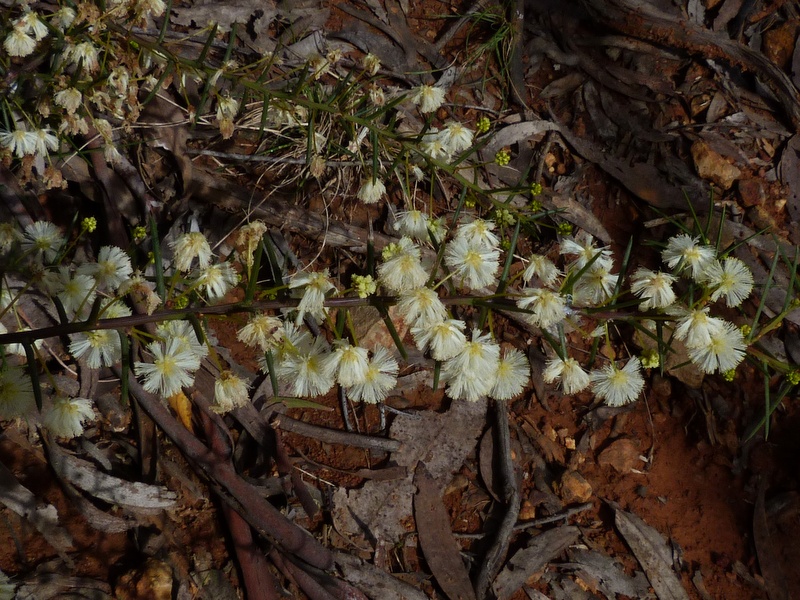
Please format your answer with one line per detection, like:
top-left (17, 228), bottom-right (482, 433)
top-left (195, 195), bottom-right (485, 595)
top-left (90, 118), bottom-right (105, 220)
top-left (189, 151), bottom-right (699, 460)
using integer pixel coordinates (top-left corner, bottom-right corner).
top-left (237, 313), bottom-right (284, 352)
top-left (22, 221), bottom-right (65, 262)
top-left (410, 84), bottom-right (446, 113)
top-left (213, 371), bottom-right (250, 413)
top-left (490, 348), bottom-right (530, 400)
top-left (0, 366), bottom-right (35, 420)
top-left (80, 245), bottom-right (133, 291)
top-left (686, 320), bottom-right (746, 373)
top-left (412, 319), bottom-right (467, 361)
top-left (661, 234), bottom-right (716, 281)
top-left (442, 330), bottom-right (500, 401)
top-left (4, 28), bottom-right (37, 57)
top-left (630, 267), bottom-right (677, 311)
top-left (523, 254), bottom-right (562, 287)
top-left (394, 210), bottom-right (430, 240)
top-left (397, 287), bottom-right (447, 329)
top-left (669, 306), bottom-right (725, 349)
top-left (543, 356), bottom-right (590, 395)
top-left (516, 288), bottom-right (567, 329)
top-left (357, 178), bottom-right (386, 204)
top-left (197, 262), bottom-right (238, 301)
top-left (69, 329), bottom-right (122, 368)
top-left (135, 338), bottom-right (201, 397)
top-left (439, 121), bottom-right (474, 154)
top-left (378, 238), bottom-right (429, 292)
top-left (346, 347), bottom-right (399, 404)
top-left (329, 341), bottom-right (370, 387)
top-left (560, 232), bottom-right (613, 270)
top-left (276, 337), bottom-right (335, 397)
top-left (290, 269), bottom-right (336, 325)
top-left (171, 232), bottom-right (213, 272)
top-left (589, 357), bottom-right (645, 407)
top-left (454, 218), bottom-right (500, 249)
top-left (444, 237), bottom-right (500, 290)
top-left (572, 264), bottom-right (619, 307)
top-left (44, 397), bottom-right (95, 439)
top-left (705, 257), bottom-right (753, 308)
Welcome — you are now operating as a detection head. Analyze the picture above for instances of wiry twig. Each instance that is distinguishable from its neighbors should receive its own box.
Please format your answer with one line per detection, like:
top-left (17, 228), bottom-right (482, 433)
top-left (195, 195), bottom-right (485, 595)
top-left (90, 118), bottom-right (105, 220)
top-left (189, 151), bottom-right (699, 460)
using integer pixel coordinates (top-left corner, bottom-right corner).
top-left (270, 413), bottom-right (401, 453)
top-left (0, 294), bottom-right (488, 346)
top-left (513, 502), bottom-right (594, 530)
top-left (188, 148), bottom-right (387, 167)
top-left (474, 399), bottom-right (520, 599)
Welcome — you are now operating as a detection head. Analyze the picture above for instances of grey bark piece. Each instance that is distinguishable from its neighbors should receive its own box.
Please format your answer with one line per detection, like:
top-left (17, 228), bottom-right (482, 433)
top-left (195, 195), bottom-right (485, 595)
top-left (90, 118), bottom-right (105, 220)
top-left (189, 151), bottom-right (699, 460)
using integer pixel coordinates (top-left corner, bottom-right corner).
top-left (0, 461), bottom-right (73, 557)
top-left (46, 442), bottom-right (177, 510)
top-left (562, 548), bottom-right (653, 598)
top-left (331, 398), bottom-right (487, 547)
top-left (334, 552), bottom-right (429, 600)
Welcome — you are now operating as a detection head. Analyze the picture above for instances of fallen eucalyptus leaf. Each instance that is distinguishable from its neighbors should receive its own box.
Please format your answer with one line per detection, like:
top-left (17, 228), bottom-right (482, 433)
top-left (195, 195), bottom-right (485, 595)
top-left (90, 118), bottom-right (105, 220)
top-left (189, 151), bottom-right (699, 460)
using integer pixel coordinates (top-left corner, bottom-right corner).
top-left (562, 548), bottom-right (652, 598)
top-left (492, 526), bottom-right (579, 600)
top-left (414, 463), bottom-right (476, 600)
top-left (614, 505), bottom-right (690, 600)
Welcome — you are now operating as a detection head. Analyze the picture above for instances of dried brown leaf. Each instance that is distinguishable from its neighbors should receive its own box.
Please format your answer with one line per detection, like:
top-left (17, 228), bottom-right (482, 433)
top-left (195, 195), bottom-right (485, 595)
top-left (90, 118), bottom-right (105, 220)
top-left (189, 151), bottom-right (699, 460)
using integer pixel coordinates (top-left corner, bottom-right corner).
top-left (492, 526), bottom-right (580, 600)
top-left (479, 427), bottom-right (500, 502)
top-left (414, 463), bottom-right (476, 600)
top-left (614, 506), bottom-right (690, 600)
top-left (753, 482), bottom-right (789, 600)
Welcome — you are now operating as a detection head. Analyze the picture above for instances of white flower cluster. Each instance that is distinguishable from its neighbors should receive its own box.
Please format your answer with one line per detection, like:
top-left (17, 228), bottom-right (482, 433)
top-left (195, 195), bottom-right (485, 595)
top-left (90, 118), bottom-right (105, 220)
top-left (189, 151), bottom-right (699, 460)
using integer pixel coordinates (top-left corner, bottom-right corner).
top-left (0, 207), bottom-right (761, 435)
top-left (352, 87), bottom-right (475, 205)
top-left (0, 223), bottom-right (254, 427)
top-left (659, 234), bottom-right (752, 374)
top-left (533, 231), bottom-right (753, 406)
top-left (419, 121), bottom-right (475, 164)
top-left (239, 321), bottom-right (400, 404)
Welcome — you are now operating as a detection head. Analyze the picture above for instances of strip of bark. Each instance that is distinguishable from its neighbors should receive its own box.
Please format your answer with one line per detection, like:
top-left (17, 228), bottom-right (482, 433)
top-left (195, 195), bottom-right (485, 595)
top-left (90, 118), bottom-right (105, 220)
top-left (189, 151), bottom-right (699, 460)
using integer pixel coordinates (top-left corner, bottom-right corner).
top-left (195, 394), bottom-right (283, 600)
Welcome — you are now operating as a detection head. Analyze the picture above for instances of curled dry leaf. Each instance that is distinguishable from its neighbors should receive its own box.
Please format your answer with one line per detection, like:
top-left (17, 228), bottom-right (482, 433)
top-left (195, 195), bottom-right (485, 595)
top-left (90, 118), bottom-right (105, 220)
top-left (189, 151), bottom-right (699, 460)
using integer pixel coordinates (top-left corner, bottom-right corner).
top-left (331, 397), bottom-right (487, 549)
